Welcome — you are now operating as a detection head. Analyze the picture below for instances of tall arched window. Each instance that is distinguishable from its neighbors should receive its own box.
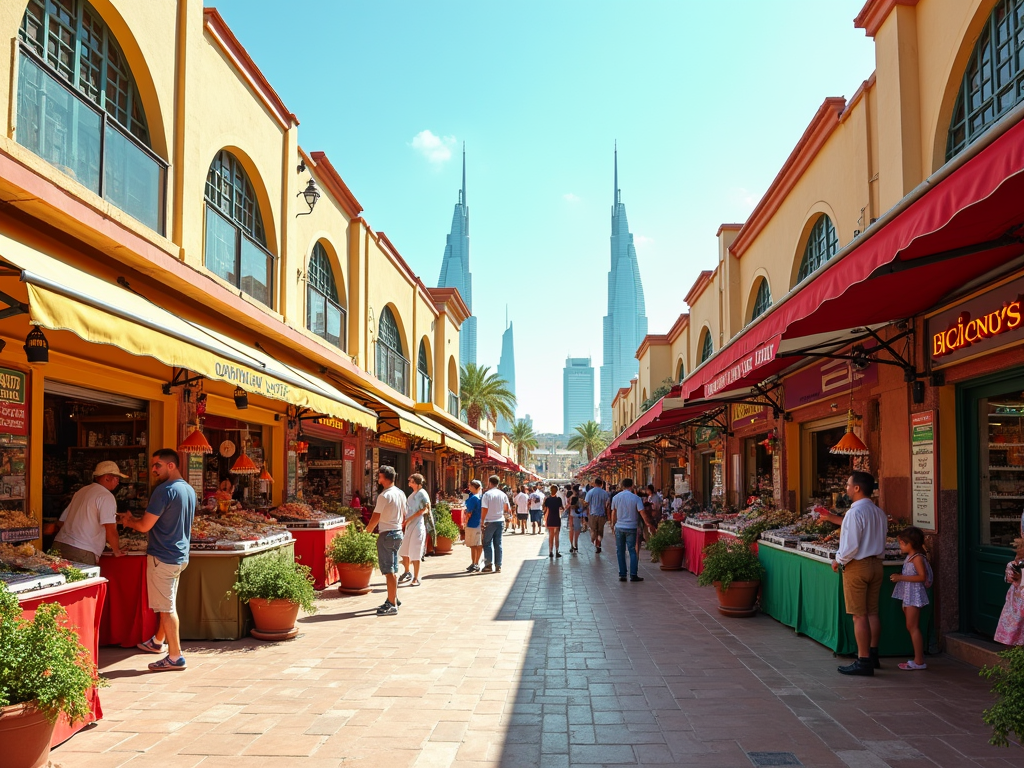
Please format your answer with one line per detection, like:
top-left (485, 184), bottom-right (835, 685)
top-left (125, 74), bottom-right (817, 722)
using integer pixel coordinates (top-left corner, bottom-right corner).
top-left (948, 0), bottom-right (1024, 160)
top-left (17, 0), bottom-right (166, 232)
top-left (205, 151), bottom-right (274, 307)
top-left (306, 242), bottom-right (345, 350)
top-left (750, 278), bottom-right (772, 322)
top-left (417, 341), bottom-right (432, 403)
top-left (676, 360), bottom-right (685, 383)
top-left (797, 215), bottom-right (838, 284)
top-left (699, 329), bottom-right (714, 364)
top-left (376, 307), bottom-right (409, 395)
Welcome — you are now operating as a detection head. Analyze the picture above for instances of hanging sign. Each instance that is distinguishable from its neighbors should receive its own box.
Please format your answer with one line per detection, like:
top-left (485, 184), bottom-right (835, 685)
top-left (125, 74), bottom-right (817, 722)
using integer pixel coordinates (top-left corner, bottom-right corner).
top-left (0, 368), bottom-right (27, 436)
top-left (343, 443), bottom-right (357, 461)
top-left (378, 433), bottom-right (408, 449)
top-left (731, 404), bottom-right (768, 429)
top-left (694, 426), bottom-right (719, 445)
top-left (911, 411), bottom-right (936, 531)
top-left (927, 274), bottom-right (1024, 367)
top-left (187, 453), bottom-right (204, 498)
top-left (784, 357), bottom-right (877, 411)
top-left (705, 342), bottom-right (778, 397)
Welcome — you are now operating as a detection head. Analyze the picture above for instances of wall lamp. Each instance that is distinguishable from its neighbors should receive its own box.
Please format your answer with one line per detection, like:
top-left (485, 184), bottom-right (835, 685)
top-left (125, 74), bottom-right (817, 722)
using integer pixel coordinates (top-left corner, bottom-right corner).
top-left (25, 326), bottom-right (48, 363)
top-left (233, 386), bottom-right (249, 410)
top-left (297, 179), bottom-right (320, 217)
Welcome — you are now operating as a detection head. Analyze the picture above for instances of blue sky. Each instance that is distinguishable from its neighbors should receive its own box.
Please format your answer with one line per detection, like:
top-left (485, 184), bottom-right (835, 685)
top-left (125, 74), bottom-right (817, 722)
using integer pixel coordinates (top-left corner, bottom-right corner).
top-left (211, 1), bottom-right (876, 434)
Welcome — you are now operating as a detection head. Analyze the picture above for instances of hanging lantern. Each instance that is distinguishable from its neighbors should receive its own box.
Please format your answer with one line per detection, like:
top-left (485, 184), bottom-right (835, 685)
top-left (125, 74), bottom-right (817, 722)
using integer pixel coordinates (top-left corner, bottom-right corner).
top-left (24, 326), bottom-right (49, 363)
top-left (830, 410), bottom-right (870, 456)
top-left (258, 466), bottom-right (273, 483)
top-left (178, 426), bottom-right (213, 455)
top-left (295, 440), bottom-right (309, 454)
top-left (230, 452), bottom-right (260, 475)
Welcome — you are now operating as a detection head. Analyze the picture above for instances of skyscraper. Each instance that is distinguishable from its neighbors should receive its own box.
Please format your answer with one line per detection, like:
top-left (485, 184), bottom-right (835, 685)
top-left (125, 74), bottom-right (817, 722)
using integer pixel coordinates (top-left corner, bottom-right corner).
top-left (496, 318), bottom-right (516, 433)
top-left (600, 146), bottom-right (647, 427)
top-left (564, 357), bottom-right (595, 436)
top-left (437, 145), bottom-right (477, 365)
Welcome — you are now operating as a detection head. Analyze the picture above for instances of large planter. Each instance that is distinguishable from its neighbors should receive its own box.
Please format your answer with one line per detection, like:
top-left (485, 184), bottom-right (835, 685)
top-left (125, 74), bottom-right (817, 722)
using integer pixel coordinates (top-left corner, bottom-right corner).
top-left (713, 580), bottom-right (760, 618)
top-left (0, 702), bottom-right (57, 768)
top-left (658, 544), bottom-right (685, 571)
top-left (249, 597), bottom-right (300, 641)
top-left (433, 536), bottom-right (454, 555)
top-left (336, 562), bottom-right (374, 595)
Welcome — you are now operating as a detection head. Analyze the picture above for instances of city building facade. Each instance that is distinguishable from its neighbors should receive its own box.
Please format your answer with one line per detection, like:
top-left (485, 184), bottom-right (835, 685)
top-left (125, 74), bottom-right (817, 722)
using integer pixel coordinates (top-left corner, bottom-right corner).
top-left (563, 356), bottom-right (595, 435)
top-left (496, 320), bottom-right (516, 432)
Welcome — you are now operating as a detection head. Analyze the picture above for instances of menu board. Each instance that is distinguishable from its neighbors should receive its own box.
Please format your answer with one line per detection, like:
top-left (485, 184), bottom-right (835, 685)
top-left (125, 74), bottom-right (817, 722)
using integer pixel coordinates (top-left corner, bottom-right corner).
top-left (911, 411), bottom-right (936, 531)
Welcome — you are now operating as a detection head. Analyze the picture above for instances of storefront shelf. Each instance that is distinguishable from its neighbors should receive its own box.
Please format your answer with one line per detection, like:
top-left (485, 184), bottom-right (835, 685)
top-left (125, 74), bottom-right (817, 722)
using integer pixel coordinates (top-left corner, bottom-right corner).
top-left (989, 443), bottom-right (1024, 447)
top-left (990, 495), bottom-right (1024, 500)
top-left (990, 517), bottom-right (1024, 522)
top-left (75, 445), bottom-right (147, 450)
top-left (989, 466), bottom-right (1024, 471)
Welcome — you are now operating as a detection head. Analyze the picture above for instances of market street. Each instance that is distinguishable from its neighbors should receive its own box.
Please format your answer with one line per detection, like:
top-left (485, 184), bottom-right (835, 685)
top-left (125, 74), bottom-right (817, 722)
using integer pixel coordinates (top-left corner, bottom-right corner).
top-left (51, 533), bottom-right (1020, 768)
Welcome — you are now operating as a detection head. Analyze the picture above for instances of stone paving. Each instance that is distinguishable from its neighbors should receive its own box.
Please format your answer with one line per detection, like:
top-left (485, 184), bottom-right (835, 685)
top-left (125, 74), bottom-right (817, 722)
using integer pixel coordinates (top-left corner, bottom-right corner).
top-left (52, 531), bottom-right (1024, 768)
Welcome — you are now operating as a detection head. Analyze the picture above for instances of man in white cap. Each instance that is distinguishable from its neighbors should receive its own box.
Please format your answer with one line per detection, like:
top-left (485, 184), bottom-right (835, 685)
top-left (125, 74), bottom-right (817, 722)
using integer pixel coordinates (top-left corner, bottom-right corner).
top-left (53, 460), bottom-right (126, 564)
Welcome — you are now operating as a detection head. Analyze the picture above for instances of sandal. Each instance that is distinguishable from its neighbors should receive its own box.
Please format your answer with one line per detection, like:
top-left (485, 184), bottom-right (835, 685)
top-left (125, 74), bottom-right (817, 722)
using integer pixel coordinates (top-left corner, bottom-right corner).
top-left (410, 579), bottom-right (421, 587)
top-left (898, 661), bottom-right (927, 670)
top-left (148, 655), bottom-right (186, 672)
top-left (136, 636), bottom-right (167, 654)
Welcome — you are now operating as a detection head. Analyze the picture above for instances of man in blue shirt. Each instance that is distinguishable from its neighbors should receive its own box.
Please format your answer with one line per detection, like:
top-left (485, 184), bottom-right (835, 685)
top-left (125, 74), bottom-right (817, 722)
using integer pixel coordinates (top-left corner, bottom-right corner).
top-left (463, 479), bottom-right (483, 572)
top-left (119, 448), bottom-right (196, 671)
top-left (584, 478), bottom-right (611, 553)
top-left (610, 478), bottom-right (644, 582)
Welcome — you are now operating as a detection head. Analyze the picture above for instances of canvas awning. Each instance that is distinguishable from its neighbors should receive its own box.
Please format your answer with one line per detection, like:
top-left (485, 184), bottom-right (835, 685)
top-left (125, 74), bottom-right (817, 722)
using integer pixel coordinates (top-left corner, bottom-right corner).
top-left (419, 415), bottom-right (475, 456)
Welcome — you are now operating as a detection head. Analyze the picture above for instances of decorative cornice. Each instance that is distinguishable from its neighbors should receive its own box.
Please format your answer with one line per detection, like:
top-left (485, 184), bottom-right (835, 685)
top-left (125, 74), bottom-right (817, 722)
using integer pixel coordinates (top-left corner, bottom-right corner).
top-left (427, 287), bottom-right (470, 326)
top-left (729, 98), bottom-right (847, 258)
top-left (854, 0), bottom-right (919, 38)
top-left (305, 150), bottom-right (362, 220)
top-left (635, 333), bottom-right (670, 361)
top-left (716, 223), bottom-right (743, 237)
top-left (684, 270), bottom-right (714, 307)
top-left (666, 313), bottom-right (690, 344)
top-left (203, 8), bottom-right (299, 131)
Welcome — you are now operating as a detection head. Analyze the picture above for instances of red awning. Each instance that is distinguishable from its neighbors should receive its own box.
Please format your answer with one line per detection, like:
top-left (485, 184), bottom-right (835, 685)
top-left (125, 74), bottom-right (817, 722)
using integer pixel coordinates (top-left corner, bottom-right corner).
top-left (628, 399), bottom-right (726, 440)
top-left (474, 446), bottom-right (509, 466)
top-left (682, 114), bottom-right (1024, 401)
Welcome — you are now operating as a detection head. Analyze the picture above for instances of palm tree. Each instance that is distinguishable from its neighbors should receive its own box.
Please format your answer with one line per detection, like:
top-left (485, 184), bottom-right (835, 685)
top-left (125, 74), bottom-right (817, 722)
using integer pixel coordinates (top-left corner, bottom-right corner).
top-left (567, 420), bottom-right (611, 462)
top-left (459, 363), bottom-right (516, 431)
top-left (509, 419), bottom-right (539, 466)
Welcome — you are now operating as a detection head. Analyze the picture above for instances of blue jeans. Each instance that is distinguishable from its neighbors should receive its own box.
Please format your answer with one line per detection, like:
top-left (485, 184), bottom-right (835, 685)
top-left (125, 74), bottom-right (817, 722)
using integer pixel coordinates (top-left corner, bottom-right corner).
top-left (616, 527), bottom-right (638, 577)
top-left (482, 521), bottom-right (504, 567)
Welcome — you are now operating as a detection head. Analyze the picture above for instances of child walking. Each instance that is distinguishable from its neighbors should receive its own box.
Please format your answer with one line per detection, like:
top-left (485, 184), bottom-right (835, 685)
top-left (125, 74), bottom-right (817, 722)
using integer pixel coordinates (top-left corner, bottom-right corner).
top-left (994, 538), bottom-right (1024, 646)
top-left (889, 526), bottom-right (933, 670)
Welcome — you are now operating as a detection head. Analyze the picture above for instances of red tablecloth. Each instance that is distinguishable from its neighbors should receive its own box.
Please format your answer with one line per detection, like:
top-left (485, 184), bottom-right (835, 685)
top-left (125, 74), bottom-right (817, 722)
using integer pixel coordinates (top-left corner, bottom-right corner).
top-left (681, 525), bottom-right (720, 575)
top-left (290, 523), bottom-right (348, 589)
top-left (98, 553), bottom-right (158, 647)
top-left (19, 578), bottom-right (107, 747)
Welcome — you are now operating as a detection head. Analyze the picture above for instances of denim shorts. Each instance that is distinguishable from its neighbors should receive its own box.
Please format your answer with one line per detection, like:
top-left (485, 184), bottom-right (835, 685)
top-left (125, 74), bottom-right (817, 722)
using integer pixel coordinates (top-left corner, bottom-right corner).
top-left (377, 530), bottom-right (403, 574)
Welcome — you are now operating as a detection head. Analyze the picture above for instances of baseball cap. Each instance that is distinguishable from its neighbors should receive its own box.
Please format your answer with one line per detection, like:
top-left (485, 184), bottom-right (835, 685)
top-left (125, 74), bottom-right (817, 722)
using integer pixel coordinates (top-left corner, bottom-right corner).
top-left (93, 460), bottom-right (129, 479)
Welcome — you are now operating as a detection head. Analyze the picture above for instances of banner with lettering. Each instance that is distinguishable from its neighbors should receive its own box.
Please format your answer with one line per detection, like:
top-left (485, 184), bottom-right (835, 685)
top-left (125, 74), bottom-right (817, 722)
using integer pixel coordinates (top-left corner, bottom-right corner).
top-left (0, 368), bottom-right (27, 436)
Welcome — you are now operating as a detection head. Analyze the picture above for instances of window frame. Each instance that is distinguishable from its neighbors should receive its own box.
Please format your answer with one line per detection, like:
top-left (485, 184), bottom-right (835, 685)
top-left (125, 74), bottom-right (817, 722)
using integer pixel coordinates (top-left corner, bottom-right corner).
top-left (797, 215), bottom-right (838, 284)
top-left (306, 242), bottom-right (346, 350)
top-left (417, 340), bottom-right (432, 404)
top-left (699, 329), bottom-right (714, 364)
top-left (750, 278), bottom-right (772, 322)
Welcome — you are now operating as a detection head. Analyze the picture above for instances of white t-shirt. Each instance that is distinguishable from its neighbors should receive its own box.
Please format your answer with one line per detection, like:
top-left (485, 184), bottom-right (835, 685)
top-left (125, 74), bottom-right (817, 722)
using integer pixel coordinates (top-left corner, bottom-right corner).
top-left (514, 492), bottom-right (530, 515)
top-left (481, 487), bottom-right (508, 523)
top-left (529, 491), bottom-right (544, 510)
top-left (374, 485), bottom-right (407, 532)
top-left (55, 482), bottom-right (117, 558)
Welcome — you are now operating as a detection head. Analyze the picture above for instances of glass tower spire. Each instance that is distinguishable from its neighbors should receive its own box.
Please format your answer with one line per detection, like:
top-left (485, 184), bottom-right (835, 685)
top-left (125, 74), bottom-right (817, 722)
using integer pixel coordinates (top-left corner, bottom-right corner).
top-left (437, 144), bottom-right (477, 365)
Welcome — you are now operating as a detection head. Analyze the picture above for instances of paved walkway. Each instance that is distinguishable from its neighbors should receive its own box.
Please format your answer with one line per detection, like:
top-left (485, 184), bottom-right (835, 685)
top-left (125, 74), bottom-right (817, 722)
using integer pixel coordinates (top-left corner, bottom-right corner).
top-left (53, 532), bottom-right (1023, 768)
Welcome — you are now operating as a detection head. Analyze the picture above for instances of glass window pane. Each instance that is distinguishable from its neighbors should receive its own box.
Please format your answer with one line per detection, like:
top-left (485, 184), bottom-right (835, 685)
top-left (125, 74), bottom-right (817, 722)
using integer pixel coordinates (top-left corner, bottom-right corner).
top-left (103, 123), bottom-right (162, 231)
top-left (240, 236), bottom-right (271, 306)
top-left (205, 208), bottom-right (237, 286)
top-left (980, 393), bottom-right (1024, 547)
top-left (308, 287), bottom-right (326, 338)
top-left (326, 302), bottom-right (342, 348)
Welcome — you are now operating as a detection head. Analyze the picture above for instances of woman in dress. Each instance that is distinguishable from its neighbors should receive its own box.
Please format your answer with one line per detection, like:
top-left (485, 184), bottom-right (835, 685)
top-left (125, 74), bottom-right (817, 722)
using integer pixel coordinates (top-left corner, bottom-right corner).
top-left (398, 473), bottom-right (430, 587)
top-left (544, 483), bottom-right (564, 559)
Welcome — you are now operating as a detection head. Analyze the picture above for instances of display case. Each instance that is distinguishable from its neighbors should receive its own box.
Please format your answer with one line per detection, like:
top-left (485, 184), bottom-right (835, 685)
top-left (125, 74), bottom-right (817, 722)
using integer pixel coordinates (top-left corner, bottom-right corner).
top-left (982, 401), bottom-right (1024, 547)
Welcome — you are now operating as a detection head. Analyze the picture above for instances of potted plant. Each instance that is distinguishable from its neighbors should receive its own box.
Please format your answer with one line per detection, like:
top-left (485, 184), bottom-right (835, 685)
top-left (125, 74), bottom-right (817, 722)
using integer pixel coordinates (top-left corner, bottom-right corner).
top-left (981, 646), bottom-right (1024, 747)
top-left (647, 520), bottom-right (684, 570)
top-left (327, 526), bottom-right (378, 594)
top-left (0, 588), bottom-right (105, 768)
top-left (231, 550), bottom-right (317, 640)
top-left (432, 504), bottom-right (459, 555)
top-left (697, 538), bottom-right (765, 617)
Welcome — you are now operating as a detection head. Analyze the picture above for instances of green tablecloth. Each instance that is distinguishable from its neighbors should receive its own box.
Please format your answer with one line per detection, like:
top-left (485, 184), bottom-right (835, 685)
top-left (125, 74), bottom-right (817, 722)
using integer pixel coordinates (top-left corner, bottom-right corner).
top-left (177, 541), bottom-right (294, 641)
top-left (758, 541), bottom-right (933, 656)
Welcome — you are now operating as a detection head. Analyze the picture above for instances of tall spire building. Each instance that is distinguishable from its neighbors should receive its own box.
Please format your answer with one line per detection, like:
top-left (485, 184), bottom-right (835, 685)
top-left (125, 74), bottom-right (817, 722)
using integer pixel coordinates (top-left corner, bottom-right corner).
top-left (496, 314), bottom-right (516, 433)
top-left (600, 146), bottom-right (648, 427)
top-left (437, 145), bottom-right (477, 366)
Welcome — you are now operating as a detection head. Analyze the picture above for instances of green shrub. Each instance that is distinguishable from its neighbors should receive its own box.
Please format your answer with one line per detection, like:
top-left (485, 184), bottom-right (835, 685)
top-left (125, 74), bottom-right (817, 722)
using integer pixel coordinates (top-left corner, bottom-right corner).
top-left (230, 551), bottom-right (317, 614)
top-left (647, 520), bottom-right (683, 559)
top-left (326, 525), bottom-right (378, 568)
top-left (981, 645), bottom-right (1024, 747)
top-left (0, 588), bottom-right (106, 723)
top-left (435, 516), bottom-right (460, 540)
top-left (697, 539), bottom-right (765, 591)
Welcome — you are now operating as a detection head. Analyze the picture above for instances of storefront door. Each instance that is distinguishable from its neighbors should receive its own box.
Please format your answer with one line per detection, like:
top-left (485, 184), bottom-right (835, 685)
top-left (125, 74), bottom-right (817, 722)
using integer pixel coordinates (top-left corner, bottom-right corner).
top-left (959, 372), bottom-right (1024, 636)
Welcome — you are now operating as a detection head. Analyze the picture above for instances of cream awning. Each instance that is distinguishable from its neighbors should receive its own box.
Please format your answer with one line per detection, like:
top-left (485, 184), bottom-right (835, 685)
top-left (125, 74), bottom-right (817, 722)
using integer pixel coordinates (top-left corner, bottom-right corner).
top-left (0, 234), bottom-right (377, 430)
top-left (419, 415), bottom-right (475, 456)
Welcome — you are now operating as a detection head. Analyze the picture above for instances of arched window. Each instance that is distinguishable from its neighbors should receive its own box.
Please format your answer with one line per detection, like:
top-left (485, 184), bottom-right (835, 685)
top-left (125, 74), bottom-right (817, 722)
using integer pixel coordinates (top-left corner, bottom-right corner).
top-left (797, 215), bottom-right (838, 284)
top-left (204, 151), bottom-right (274, 307)
top-left (699, 329), bottom-right (714, 364)
top-left (417, 340), bottom-right (432, 403)
top-left (676, 359), bottom-right (685, 383)
top-left (751, 278), bottom-right (772, 322)
top-left (16, 0), bottom-right (166, 232)
top-left (376, 307), bottom-right (409, 395)
top-left (948, 0), bottom-right (1024, 160)
top-left (306, 242), bottom-right (345, 350)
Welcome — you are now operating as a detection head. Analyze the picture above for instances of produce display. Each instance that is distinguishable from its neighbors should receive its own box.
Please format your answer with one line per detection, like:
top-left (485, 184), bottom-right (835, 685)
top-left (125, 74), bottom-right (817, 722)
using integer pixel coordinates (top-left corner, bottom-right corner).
top-left (190, 506), bottom-right (291, 550)
top-left (273, 502), bottom-right (331, 522)
top-left (113, 529), bottom-right (149, 553)
top-left (272, 501), bottom-right (347, 529)
top-left (0, 542), bottom-right (72, 574)
top-left (0, 510), bottom-right (36, 529)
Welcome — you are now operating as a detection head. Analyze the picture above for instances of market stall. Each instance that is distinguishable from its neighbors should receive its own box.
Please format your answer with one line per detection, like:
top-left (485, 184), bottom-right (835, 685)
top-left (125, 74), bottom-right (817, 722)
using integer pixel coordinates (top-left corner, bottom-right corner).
top-left (274, 502), bottom-right (348, 590)
top-left (98, 551), bottom-right (157, 647)
top-left (758, 540), bottom-right (932, 656)
top-left (681, 521), bottom-right (719, 575)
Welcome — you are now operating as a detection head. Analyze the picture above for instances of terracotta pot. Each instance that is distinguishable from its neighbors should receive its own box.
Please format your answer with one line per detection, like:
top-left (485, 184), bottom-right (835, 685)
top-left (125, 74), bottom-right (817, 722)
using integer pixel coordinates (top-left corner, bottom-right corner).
top-left (336, 562), bottom-right (374, 595)
top-left (713, 580), bottom-right (760, 618)
top-left (433, 536), bottom-right (454, 554)
top-left (425, 538), bottom-right (435, 555)
top-left (249, 598), bottom-right (300, 633)
top-left (0, 701), bottom-right (57, 768)
top-left (659, 544), bottom-right (685, 571)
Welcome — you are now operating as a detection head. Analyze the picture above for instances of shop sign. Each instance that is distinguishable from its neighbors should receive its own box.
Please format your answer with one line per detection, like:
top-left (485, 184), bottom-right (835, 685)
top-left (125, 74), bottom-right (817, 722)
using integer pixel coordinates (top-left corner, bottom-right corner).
top-left (313, 417), bottom-right (348, 434)
top-left (213, 361), bottom-right (290, 400)
top-left (0, 368), bottom-right (27, 436)
top-left (343, 443), bottom-right (357, 461)
top-left (705, 342), bottom-right (777, 397)
top-left (927, 275), bottom-right (1024, 366)
top-left (694, 426), bottom-right (719, 445)
top-left (307, 460), bottom-right (344, 469)
top-left (784, 357), bottom-right (877, 411)
top-left (187, 453), bottom-right (204, 499)
top-left (731, 404), bottom-right (768, 429)
top-left (911, 411), bottom-right (936, 531)
top-left (378, 433), bottom-right (408, 449)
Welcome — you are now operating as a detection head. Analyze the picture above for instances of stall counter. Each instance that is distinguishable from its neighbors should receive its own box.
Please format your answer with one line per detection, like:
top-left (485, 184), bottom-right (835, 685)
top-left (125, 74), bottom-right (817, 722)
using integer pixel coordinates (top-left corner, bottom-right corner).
top-left (681, 522), bottom-right (720, 575)
top-left (287, 519), bottom-right (348, 590)
top-left (98, 552), bottom-right (158, 648)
